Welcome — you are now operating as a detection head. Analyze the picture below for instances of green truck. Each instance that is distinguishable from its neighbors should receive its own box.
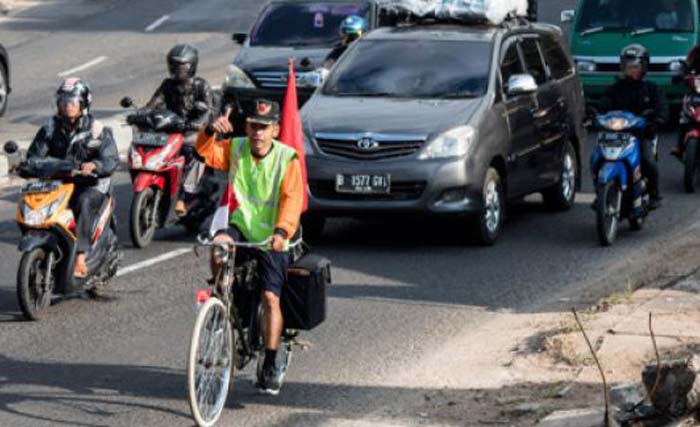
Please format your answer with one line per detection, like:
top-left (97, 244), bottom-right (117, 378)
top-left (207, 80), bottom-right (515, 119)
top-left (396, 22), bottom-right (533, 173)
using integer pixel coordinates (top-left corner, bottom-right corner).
top-left (562, 0), bottom-right (698, 107)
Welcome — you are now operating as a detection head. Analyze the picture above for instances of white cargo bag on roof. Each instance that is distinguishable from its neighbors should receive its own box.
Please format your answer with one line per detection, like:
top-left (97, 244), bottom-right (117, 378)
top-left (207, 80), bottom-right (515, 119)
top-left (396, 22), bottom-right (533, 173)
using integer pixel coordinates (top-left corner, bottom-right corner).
top-left (378, 0), bottom-right (528, 24)
top-left (436, 0), bottom-right (528, 24)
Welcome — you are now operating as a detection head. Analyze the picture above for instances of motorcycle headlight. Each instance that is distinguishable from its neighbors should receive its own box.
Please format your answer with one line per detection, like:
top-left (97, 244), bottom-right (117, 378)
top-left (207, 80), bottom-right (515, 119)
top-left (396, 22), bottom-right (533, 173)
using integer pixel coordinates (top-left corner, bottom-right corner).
top-left (576, 60), bottom-right (596, 73)
top-left (21, 195), bottom-right (65, 226)
top-left (144, 142), bottom-right (174, 170)
top-left (420, 126), bottom-right (476, 160)
top-left (222, 65), bottom-right (256, 89)
top-left (605, 117), bottom-right (630, 131)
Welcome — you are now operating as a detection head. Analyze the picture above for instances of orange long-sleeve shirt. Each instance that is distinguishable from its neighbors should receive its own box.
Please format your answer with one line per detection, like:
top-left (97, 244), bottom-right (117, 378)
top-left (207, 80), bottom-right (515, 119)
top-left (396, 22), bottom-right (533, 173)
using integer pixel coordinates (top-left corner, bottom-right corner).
top-left (195, 131), bottom-right (303, 238)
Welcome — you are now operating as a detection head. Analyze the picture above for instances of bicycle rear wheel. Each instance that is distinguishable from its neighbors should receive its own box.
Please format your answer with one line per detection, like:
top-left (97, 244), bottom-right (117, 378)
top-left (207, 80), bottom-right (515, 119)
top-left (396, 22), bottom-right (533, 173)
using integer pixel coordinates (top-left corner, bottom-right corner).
top-left (188, 297), bottom-right (234, 427)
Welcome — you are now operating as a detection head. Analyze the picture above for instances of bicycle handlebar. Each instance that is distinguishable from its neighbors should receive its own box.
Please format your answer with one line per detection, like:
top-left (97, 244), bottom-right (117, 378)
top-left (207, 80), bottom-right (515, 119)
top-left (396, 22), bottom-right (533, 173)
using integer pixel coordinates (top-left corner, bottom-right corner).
top-left (195, 233), bottom-right (303, 252)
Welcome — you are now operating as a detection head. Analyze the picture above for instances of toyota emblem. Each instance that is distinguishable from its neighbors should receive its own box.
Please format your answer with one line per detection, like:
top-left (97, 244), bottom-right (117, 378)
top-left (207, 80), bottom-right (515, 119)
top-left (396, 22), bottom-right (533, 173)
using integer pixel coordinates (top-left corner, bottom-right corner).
top-left (357, 137), bottom-right (379, 151)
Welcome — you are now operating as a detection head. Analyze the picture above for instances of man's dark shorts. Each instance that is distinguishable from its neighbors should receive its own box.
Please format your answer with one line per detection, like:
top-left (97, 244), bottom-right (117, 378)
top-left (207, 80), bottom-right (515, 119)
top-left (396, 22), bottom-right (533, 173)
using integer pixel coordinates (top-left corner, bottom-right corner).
top-left (226, 226), bottom-right (290, 297)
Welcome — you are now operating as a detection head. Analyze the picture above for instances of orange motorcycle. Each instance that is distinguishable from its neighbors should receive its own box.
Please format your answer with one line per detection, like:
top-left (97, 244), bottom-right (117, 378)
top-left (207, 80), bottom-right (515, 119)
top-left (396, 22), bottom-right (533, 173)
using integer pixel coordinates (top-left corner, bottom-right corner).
top-left (5, 142), bottom-right (121, 320)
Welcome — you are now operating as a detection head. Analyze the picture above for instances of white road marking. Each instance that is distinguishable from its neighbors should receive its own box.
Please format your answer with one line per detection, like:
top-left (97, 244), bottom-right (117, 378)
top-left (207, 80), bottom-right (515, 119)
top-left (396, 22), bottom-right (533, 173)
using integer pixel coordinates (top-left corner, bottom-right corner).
top-left (116, 248), bottom-right (192, 277)
top-left (576, 192), bottom-right (596, 204)
top-left (145, 14), bottom-right (170, 32)
top-left (57, 56), bottom-right (108, 77)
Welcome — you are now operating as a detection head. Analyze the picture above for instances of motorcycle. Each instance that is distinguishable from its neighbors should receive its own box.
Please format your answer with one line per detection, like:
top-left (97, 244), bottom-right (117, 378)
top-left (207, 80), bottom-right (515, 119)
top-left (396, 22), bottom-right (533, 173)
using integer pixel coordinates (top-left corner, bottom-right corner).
top-left (121, 97), bottom-right (221, 248)
top-left (4, 141), bottom-right (121, 320)
top-left (678, 74), bottom-right (700, 192)
top-left (590, 111), bottom-right (653, 246)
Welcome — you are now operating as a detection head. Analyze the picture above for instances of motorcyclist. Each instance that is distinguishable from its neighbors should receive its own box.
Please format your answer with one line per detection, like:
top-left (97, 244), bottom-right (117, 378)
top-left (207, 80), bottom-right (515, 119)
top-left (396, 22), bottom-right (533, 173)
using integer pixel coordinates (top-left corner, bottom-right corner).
top-left (599, 44), bottom-right (668, 209)
top-left (195, 99), bottom-right (304, 396)
top-left (671, 45), bottom-right (700, 159)
top-left (321, 15), bottom-right (367, 70)
top-left (26, 78), bottom-right (119, 277)
top-left (145, 43), bottom-right (213, 216)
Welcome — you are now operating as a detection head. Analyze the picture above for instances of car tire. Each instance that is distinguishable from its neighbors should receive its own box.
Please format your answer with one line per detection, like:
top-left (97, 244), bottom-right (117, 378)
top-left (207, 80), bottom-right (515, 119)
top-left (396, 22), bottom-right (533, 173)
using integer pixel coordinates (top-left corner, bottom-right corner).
top-left (0, 62), bottom-right (8, 117)
top-left (542, 140), bottom-right (577, 211)
top-left (472, 167), bottom-right (504, 246)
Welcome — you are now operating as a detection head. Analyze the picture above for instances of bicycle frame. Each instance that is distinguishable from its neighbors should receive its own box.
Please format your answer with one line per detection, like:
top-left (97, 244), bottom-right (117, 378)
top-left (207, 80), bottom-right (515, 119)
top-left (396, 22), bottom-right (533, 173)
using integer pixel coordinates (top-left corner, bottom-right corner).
top-left (196, 236), bottom-right (303, 368)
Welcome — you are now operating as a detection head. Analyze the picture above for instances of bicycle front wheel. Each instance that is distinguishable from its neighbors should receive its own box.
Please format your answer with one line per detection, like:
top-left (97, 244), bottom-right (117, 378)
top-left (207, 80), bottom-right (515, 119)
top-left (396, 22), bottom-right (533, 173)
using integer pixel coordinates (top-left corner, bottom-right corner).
top-left (187, 297), bottom-right (234, 427)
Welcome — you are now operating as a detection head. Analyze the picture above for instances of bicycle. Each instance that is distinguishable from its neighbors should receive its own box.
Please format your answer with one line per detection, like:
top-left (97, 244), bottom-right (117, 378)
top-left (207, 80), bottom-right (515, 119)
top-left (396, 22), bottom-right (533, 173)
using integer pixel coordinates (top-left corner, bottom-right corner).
top-left (187, 235), bottom-right (302, 427)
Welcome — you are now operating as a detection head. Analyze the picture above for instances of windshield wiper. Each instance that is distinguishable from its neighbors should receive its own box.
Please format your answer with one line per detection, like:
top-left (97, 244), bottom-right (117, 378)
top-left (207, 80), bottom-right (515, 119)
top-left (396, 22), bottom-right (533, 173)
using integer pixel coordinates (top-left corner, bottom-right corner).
top-left (630, 27), bottom-right (655, 36)
top-left (580, 26), bottom-right (626, 36)
top-left (580, 26), bottom-right (605, 36)
top-left (332, 92), bottom-right (397, 97)
top-left (438, 91), bottom-right (479, 99)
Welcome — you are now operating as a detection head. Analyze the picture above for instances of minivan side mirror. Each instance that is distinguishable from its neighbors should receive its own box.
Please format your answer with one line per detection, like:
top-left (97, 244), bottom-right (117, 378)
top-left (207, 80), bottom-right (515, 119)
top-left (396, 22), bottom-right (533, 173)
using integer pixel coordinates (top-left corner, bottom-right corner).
top-left (561, 10), bottom-right (575, 23)
top-left (507, 74), bottom-right (538, 97)
top-left (232, 33), bottom-right (247, 44)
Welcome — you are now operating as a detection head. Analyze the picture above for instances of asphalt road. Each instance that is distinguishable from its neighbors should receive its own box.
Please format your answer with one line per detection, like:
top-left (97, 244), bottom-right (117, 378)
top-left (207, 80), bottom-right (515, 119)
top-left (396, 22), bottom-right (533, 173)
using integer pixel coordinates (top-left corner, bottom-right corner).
top-left (1, 1), bottom-right (700, 426)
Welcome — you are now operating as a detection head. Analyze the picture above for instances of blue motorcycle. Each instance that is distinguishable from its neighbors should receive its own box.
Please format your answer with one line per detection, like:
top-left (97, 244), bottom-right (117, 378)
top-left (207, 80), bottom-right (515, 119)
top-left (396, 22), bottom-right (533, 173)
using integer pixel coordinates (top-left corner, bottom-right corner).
top-left (590, 111), bottom-right (653, 246)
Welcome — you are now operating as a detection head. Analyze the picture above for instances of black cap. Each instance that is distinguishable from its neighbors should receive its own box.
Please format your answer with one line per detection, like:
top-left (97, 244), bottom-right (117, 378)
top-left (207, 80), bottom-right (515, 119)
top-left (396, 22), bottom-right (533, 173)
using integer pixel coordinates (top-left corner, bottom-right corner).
top-left (246, 99), bottom-right (280, 125)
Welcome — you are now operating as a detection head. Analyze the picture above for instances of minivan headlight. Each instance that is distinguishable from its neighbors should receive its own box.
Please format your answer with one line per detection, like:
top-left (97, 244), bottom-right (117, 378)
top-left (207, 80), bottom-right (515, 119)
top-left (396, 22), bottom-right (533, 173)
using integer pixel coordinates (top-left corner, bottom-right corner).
top-left (222, 65), bottom-right (256, 89)
top-left (420, 126), bottom-right (476, 159)
top-left (576, 60), bottom-right (596, 72)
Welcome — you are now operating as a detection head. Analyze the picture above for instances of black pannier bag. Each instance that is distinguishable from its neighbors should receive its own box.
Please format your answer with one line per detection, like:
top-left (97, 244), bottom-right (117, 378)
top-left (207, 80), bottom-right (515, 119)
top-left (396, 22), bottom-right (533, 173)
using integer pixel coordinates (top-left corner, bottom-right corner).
top-left (282, 254), bottom-right (331, 330)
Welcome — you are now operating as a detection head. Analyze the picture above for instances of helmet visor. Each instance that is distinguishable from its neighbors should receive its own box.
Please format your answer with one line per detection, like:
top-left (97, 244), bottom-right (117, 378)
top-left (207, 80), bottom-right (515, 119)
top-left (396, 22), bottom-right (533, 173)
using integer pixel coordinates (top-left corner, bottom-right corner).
top-left (56, 93), bottom-right (82, 108)
top-left (169, 62), bottom-right (192, 80)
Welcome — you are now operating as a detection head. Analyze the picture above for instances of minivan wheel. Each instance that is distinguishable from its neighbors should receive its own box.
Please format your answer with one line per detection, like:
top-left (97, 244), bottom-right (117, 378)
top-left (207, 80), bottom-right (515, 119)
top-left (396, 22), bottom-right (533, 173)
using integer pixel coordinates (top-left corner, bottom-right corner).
top-left (472, 167), bottom-right (503, 246)
top-left (543, 141), bottom-right (577, 211)
top-left (0, 63), bottom-right (8, 117)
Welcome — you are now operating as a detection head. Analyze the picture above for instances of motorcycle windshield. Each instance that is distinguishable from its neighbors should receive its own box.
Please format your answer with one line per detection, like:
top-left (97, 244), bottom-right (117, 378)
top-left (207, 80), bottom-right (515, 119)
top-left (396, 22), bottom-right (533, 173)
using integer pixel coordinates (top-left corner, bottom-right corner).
top-left (21, 158), bottom-right (75, 180)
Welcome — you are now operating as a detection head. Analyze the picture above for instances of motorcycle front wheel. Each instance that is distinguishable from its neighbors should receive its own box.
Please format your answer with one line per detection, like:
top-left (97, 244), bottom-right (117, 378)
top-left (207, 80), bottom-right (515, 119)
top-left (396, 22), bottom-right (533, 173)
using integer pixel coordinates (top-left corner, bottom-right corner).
top-left (130, 187), bottom-right (159, 249)
top-left (684, 139), bottom-right (700, 193)
top-left (17, 248), bottom-right (54, 320)
top-left (596, 181), bottom-right (621, 247)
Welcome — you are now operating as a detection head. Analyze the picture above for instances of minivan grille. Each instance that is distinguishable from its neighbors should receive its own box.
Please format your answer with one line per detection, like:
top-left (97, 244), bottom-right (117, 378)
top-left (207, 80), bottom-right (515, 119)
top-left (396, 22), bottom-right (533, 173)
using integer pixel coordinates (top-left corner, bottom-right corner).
top-left (252, 70), bottom-right (288, 89)
top-left (315, 135), bottom-right (427, 161)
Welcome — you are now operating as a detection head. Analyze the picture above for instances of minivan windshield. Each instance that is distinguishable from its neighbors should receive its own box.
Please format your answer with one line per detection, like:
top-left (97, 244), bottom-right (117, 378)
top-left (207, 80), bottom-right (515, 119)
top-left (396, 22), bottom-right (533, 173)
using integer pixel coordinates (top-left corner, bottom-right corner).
top-left (324, 39), bottom-right (492, 98)
top-left (250, 2), bottom-right (369, 47)
top-left (576, 0), bottom-right (694, 34)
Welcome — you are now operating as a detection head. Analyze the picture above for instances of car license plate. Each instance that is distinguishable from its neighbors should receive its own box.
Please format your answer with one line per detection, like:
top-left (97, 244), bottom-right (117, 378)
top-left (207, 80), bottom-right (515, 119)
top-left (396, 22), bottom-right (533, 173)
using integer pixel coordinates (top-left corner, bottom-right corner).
top-left (335, 174), bottom-right (390, 194)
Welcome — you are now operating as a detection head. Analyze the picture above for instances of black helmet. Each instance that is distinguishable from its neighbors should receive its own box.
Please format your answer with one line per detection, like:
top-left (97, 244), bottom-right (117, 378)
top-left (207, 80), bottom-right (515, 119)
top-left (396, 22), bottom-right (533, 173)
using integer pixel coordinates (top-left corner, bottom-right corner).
top-left (620, 44), bottom-right (650, 76)
top-left (55, 77), bottom-right (92, 115)
top-left (167, 44), bottom-right (198, 81)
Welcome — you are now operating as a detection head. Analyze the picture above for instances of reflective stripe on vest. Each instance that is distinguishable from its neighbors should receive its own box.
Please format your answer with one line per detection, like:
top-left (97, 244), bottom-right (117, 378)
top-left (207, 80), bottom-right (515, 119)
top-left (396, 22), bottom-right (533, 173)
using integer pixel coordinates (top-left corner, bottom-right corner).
top-left (228, 137), bottom-right (296, 249)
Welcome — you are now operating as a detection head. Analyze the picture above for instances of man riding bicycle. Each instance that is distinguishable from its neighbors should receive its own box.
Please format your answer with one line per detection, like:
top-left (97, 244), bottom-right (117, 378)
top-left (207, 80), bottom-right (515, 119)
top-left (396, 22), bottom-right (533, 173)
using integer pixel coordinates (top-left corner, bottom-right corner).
top-left (195, 98), bottom-right (303, 395)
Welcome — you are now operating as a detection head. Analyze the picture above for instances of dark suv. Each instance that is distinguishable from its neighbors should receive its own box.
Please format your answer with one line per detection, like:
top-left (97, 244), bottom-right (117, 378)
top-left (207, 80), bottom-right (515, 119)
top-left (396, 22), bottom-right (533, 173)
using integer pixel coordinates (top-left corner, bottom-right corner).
top-left (223, 0), bottom-right (383, 131)
top-left (301, 20), bottom-right (586, 245)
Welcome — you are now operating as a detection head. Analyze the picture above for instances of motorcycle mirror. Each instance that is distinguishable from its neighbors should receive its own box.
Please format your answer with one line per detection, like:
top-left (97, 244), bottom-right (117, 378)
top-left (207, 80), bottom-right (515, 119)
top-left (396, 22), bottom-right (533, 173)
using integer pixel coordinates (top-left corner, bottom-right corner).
top-left (3, 140), bottom-right (18, 155)
top-left (193, 101), bottom-right (209, 112)
top-left (120, 97), bottom-right (135, 109)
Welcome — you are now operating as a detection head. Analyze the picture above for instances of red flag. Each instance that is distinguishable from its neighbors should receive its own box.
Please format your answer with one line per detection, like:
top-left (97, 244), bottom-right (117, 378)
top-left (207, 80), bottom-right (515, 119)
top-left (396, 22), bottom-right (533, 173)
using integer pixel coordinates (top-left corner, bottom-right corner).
top-left (279, 58), bottom-right (309, 212)
top-left (209, 182), bottom-right (238, 237)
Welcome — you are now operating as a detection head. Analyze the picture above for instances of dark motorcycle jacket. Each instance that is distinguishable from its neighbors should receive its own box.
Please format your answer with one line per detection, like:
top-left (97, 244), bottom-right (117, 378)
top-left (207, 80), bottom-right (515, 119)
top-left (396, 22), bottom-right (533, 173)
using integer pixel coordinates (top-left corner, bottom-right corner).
top-left (26, 114), bottom-right (119, 192)
top-left (599, 78), bottom-right (669, 129)
top-left (145, 77), bottom-right (213, 132)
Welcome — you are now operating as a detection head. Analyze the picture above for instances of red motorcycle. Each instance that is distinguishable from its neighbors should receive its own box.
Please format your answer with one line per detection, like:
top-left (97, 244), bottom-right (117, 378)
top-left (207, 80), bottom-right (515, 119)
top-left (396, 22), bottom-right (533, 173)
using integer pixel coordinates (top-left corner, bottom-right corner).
top-left (121, 97), bottom-right (186, 248)
top-left (121, 97), bottom-right (223, 248)
top-left (679, 75), bottom-right (700, 192)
